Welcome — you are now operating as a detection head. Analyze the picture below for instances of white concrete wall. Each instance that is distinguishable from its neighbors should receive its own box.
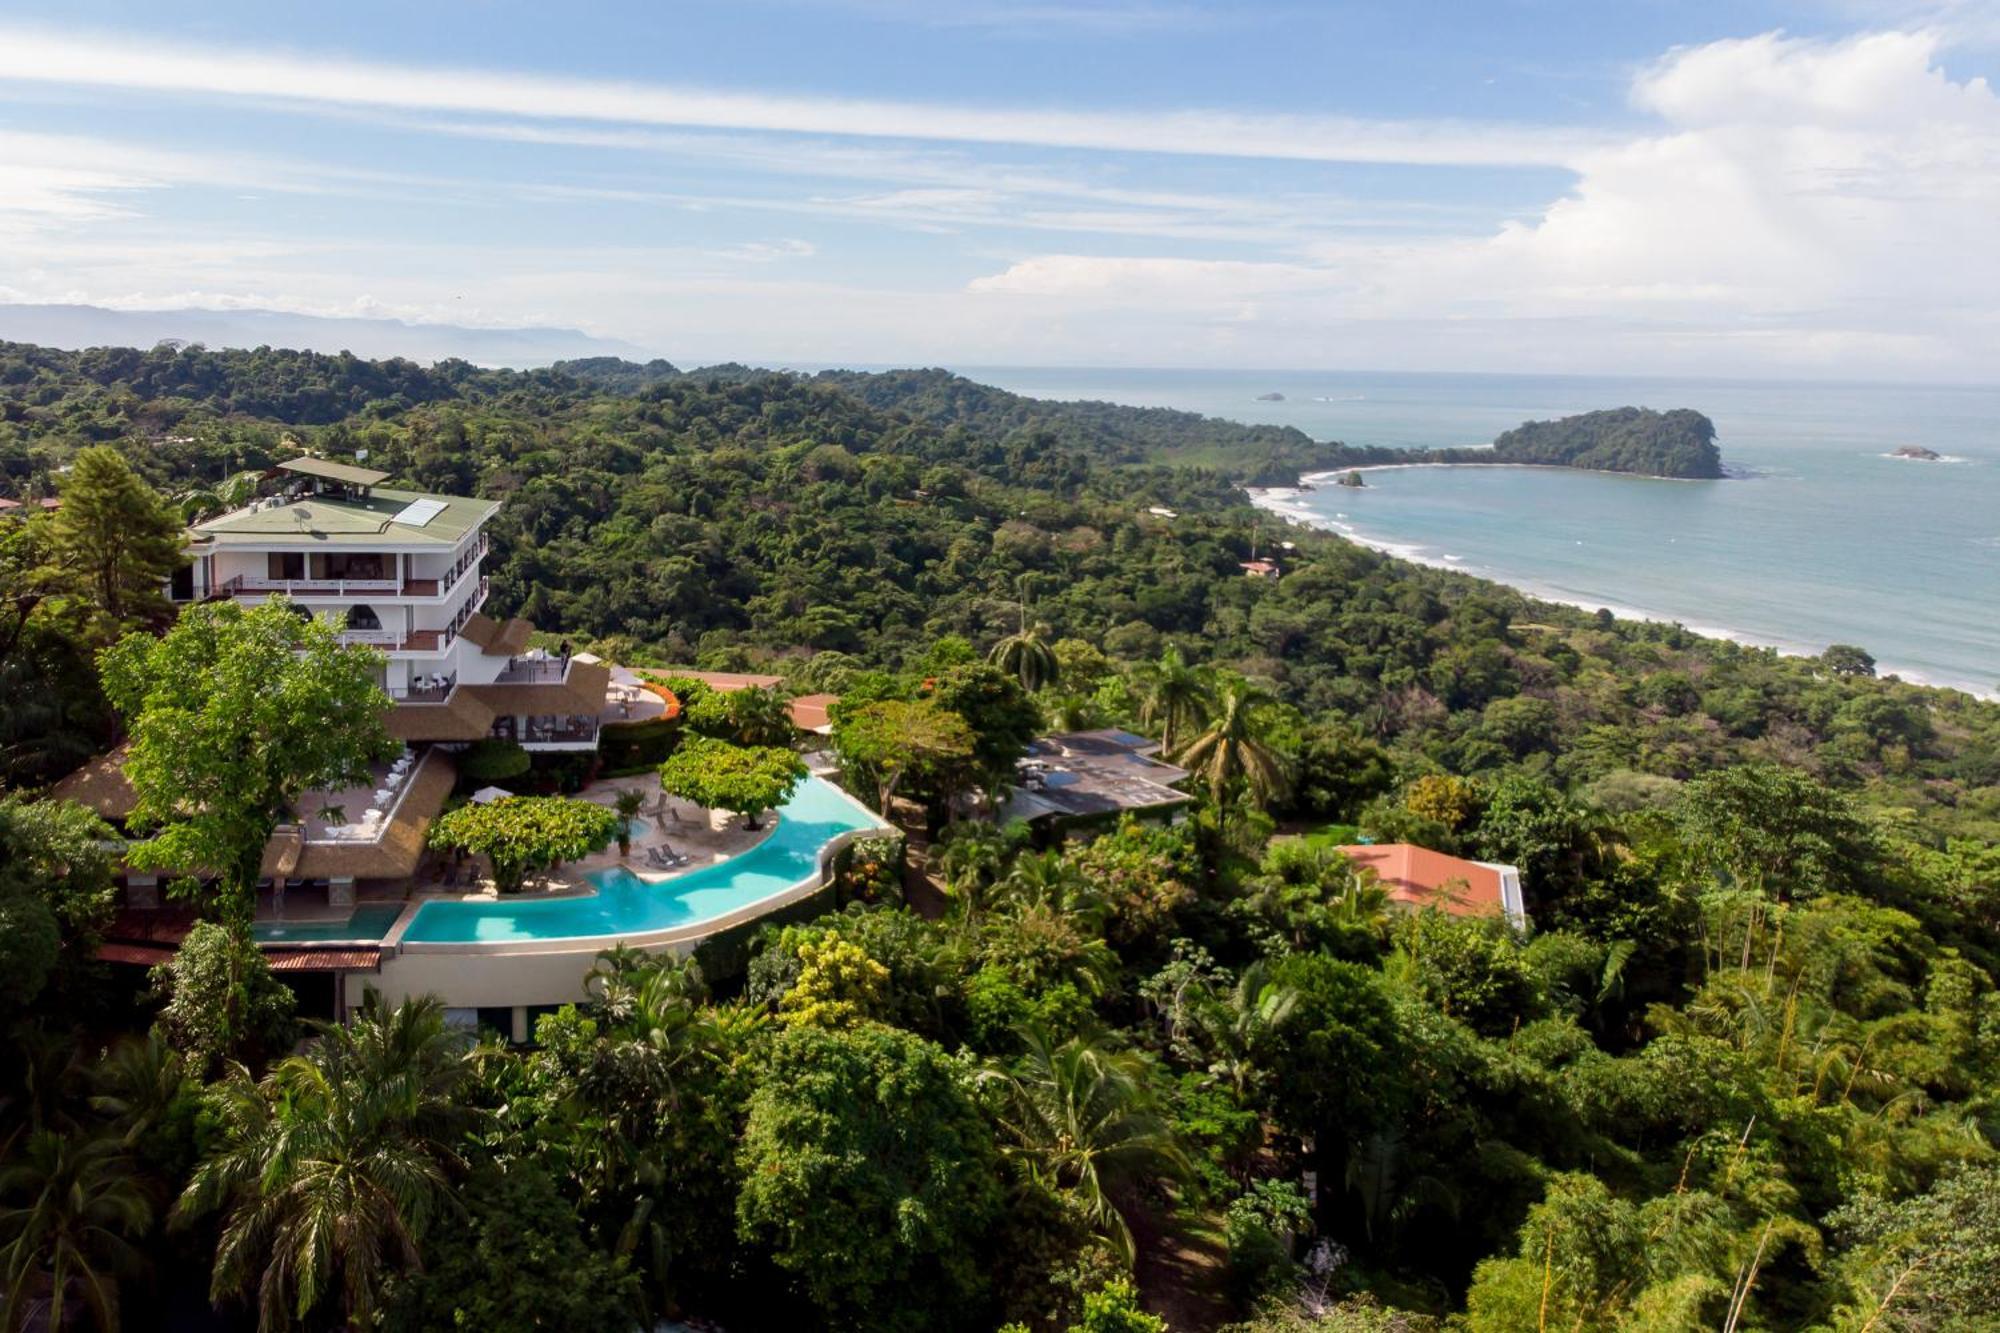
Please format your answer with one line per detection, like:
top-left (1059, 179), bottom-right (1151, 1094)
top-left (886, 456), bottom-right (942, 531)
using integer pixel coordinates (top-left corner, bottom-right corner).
top-left (349, 940), bottom-right (694, 1010)
top-left (344, 797), bottom-right (894, 1016)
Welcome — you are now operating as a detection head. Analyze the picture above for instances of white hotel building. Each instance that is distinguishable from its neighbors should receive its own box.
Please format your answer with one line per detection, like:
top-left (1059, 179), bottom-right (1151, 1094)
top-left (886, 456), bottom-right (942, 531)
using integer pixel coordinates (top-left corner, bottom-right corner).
top-left (173, 456), bottom-right (610, 751)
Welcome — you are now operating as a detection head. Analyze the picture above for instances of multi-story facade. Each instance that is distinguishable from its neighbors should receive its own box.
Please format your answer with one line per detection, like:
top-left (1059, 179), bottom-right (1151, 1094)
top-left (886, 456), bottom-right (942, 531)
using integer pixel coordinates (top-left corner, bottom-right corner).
top-left (56, 457), bottom-right (615, 925)
top-left (175, 457), bottom-right (608, 751)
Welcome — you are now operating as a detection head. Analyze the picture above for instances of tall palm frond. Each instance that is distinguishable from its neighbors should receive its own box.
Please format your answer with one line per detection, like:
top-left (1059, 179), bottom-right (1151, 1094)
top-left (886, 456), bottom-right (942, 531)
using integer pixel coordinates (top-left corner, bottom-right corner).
top-left (0, 1130), bottom-right (153, 1333)
top-left (982, 1031), bottom-right (1187, 1263)
top-left (175, 994), bottom-right (477, 1331)
top-left (1135, 645), bottom-right (1211, 756)
top-left (990, 623), bottom-right (1059, 692)
top-left (1174, 678), bottom-right (1292, 807)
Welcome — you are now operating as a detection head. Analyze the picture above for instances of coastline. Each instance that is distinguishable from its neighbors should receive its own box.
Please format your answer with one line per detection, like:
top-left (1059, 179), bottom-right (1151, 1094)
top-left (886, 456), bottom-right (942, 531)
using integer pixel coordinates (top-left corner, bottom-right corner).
top-left (1306, 461), bottom-right (1720, 484)
top-left (1248, 485), bottom-right (1996, 700)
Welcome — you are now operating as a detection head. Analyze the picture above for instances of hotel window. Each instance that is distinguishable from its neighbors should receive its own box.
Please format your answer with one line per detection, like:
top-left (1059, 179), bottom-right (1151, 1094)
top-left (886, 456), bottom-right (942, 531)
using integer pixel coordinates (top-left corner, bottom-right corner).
top-left (346, 605), bottom-right (383, 632)
top-left (266, 552), bottom-right (305, 581)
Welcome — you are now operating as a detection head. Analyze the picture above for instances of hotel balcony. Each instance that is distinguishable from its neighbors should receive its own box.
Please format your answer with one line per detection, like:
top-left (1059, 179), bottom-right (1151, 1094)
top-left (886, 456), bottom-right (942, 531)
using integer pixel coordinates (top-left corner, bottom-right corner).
top-left (215, 567), bottom-right (489, 605)
top-left (381, 655), bottom-right (611, 745)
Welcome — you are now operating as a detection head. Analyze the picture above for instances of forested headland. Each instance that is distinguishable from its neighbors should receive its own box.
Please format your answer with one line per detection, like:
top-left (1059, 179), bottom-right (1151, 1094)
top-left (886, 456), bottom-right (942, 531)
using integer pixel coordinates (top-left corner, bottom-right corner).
top-left (0, 338), bottom-right (1996, 1332)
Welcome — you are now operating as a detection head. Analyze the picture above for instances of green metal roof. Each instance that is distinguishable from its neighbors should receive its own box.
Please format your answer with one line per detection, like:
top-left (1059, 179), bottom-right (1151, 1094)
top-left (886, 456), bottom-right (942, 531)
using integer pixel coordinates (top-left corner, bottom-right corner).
top-left (191, 487), bottom-right (499, 547)
top-left (277, 457), bottom-right (392, 487)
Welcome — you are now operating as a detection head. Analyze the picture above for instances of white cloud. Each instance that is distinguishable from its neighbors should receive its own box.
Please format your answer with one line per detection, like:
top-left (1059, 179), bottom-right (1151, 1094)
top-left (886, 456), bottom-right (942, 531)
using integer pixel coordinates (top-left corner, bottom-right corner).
top-left (7, 24), bottom-right (2000, 376)
top-left (0, 130), bottom-right (255, 222)
top-left (961, 29), bottom-right (2000, 376)
top-left (0, 25), bottom-right (1603, 167)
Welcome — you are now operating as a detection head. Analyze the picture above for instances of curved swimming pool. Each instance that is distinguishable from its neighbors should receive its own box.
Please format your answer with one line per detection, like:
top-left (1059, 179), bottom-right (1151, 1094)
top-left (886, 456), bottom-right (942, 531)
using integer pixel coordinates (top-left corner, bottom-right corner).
top-left (399, 776), bottom-right (885, 945)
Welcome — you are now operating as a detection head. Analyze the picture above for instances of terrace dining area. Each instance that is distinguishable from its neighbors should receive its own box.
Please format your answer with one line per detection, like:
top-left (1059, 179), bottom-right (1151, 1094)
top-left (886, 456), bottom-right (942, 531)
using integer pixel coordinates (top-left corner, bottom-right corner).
top-left (602, 664), bottom-right (670, 723)
top-left (294, 747), bottom-right (433, 841)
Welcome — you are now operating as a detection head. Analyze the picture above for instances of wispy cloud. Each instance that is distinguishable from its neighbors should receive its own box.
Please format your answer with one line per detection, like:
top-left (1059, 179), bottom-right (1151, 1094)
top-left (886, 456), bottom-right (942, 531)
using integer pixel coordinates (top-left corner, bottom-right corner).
top-left (0, 25), bottom-right (1605, 168)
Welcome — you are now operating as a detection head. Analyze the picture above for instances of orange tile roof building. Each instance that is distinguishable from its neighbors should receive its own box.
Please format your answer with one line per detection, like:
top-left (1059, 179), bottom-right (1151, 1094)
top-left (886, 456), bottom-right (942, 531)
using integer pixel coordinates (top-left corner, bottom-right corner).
top-left (1337, 843), bottom-right (1528, 929)
top-left (787, 693), bottom-right (838, 734)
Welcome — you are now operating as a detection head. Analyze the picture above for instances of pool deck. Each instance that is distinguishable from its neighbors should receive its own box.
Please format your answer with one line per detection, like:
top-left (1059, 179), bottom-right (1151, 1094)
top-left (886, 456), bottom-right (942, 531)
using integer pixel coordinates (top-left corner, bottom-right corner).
top-left (572, 772), bottom-right (777, 880)
top-left (354, 777), bottom-right (893, 1012)
top-left (397, 773), bottom-right (774, 911)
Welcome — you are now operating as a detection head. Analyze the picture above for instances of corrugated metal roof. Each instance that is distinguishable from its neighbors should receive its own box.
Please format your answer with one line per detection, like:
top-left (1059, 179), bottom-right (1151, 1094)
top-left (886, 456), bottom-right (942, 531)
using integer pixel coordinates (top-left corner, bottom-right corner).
top-left (277, 457), bottom-right (391, 487)
top-left (192, 486), bottom-right (496, 548)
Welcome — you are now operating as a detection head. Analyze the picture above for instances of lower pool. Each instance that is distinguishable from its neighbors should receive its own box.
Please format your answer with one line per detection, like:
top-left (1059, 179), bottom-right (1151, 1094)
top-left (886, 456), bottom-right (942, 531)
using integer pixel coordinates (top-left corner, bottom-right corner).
top-left (399, 776), bottom-right (886, 944)
top-left (254, 902), bottom-right (405, 943)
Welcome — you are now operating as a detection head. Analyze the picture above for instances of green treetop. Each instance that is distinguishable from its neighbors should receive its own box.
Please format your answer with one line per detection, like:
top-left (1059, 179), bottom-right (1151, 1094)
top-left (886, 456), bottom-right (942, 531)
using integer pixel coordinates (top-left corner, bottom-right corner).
top-left (0, 796), bottom-right (118, 1010)
top-left (658, 736), bottom-right (807, 829)
top-left (427, 796), bottom-right (618, 893)
top-left (929, 662), bottom-right (1042, 792)
top-left (98, 598), bottom-right (393, 924)
top-left (47, 445), bottom-right (187, 635)
top-left (831, 697), bottom-right (975, 813)
top-left (736, 1023), bottom-right (1005, 1330)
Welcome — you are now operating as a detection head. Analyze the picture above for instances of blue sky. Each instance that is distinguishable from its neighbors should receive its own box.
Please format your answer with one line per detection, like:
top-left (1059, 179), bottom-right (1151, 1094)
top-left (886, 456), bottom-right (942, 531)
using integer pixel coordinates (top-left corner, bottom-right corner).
top-left (3, 0), bottom-right (2000, 376)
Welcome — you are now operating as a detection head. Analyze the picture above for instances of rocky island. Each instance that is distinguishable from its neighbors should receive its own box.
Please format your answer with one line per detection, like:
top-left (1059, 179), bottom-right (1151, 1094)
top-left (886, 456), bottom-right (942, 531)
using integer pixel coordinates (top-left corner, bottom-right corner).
top-left (1487, 406), bottom-right (1723, 479)
top-left (1256, 391), bottom-right (1286, 401)
top-left (1296, 406), bottom-right (1725, 481)
top-left (1891, 445), bottom-right (1942, 461)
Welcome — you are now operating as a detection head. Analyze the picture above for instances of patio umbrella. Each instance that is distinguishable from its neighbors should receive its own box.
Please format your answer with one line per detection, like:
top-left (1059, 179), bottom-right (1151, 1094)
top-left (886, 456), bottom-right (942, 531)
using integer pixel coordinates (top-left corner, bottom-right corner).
top-left (469, 786), bottom-right (514, 805)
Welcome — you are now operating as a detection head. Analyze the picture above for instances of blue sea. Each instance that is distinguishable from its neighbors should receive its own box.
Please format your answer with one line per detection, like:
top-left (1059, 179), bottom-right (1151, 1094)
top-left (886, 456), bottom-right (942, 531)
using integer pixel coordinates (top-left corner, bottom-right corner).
top-left (955, 367), bottom-right (2000, 696)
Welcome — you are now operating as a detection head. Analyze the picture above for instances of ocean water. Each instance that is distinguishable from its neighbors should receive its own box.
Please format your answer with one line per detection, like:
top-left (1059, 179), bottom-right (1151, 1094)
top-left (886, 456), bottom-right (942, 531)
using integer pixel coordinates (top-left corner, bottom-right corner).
top-left (958, 368), bottom-right (2000, 696)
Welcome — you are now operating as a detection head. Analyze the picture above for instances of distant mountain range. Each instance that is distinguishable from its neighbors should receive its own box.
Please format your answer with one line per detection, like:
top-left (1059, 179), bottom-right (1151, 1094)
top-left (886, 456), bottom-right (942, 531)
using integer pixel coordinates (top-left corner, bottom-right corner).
top-left (0, 303), bottom-right (651, 368)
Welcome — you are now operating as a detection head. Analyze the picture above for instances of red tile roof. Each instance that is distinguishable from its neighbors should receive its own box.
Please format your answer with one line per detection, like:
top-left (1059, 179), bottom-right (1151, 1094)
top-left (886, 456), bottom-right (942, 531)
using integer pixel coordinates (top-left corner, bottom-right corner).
top-left (266, 949), bottom-right (383, 972)
top-left (787, 693), bottom-right (838, 731)
top-left (1338, 843), bottom-right (1513, 920)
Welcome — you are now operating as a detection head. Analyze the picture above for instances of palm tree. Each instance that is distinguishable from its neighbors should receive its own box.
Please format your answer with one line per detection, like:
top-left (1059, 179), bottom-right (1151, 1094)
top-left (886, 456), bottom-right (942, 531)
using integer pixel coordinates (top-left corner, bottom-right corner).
top-left (1042, 690), bottom-right (1097, 733)
top-left (1196, 961), bottom-right (1299, 1101)
top-left (88, 1031), bottom-right (190, 1154)
top-left (1176, 677), bottom-right (1292, 806)
top-left (983, 1031), bottom-right (1187, 1263)
top-left (176, 994), bottom-right (477, 1331)
top-left (989, 623), bottom-right (1058, 693)
top-left (726, 686), bottom-right (796, 748)
top-left (0, 1130), bottom-right (153, 1332)
top-left (982, 853), bottom-right (1118, 996)
top-left (933, 821), bottom-right (1029, 918)
top-left (613, 788), bottom-right (646, 858)
top-left (174, 471), bottom-right (260, 527)
top-left (994, 850), bottom-right (1105, 923)
top-left (1136, 645), bottom-right (1211, 755)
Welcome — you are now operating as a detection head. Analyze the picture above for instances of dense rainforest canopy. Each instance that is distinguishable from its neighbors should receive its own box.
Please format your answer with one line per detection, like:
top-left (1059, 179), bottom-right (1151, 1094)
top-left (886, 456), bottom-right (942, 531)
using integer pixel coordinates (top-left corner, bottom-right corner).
top-left (1488, 407), bottom-right (1723, 479)
top-left (0, 338), bottom-right (1995, 1332)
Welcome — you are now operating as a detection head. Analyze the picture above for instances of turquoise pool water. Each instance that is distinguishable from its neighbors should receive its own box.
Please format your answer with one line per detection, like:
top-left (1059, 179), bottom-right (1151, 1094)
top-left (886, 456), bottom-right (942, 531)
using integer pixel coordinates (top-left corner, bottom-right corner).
top-left (254, 902), bottom-right (405, 943)
top-left (399, 776), bottom-right (883, 944)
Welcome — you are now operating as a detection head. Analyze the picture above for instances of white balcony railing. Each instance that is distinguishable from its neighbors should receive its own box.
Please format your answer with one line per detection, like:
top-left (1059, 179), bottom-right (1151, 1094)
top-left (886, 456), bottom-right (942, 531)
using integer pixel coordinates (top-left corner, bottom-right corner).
top-left (387, 672), bottom-right (456, 703)
top-left (496, 656), bottom-right (569, 684)
top-left (220, 575), bottom-right (400, 597)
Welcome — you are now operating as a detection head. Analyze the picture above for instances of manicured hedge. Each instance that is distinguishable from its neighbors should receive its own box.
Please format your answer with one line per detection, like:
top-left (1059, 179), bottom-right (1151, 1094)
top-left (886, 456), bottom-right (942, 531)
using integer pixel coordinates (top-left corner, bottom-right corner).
top-left (597, 717), bottom-right (681, 772)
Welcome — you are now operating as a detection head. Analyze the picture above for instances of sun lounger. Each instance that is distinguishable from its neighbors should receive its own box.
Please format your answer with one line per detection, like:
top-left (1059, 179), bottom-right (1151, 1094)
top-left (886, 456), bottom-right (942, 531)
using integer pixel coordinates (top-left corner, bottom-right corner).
top-left (644, 844), bottom-right (690, 870)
